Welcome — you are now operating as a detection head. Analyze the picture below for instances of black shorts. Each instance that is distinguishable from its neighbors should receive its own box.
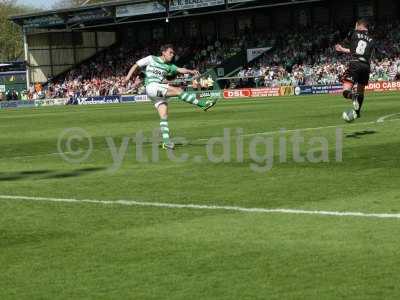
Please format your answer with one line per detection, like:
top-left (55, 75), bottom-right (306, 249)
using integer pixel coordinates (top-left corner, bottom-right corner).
top-left (342, 61), bottom-right (371, 86)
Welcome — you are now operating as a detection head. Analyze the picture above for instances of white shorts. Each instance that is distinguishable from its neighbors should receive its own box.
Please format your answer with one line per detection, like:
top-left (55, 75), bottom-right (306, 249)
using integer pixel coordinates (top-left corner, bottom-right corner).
top-left (146, 83), bottom-right (169, 108)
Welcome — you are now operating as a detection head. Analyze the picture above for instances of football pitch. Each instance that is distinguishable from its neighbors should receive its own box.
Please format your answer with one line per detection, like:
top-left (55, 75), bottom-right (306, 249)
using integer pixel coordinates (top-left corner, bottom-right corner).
top-left (1, 92), bottom-right (400, 299)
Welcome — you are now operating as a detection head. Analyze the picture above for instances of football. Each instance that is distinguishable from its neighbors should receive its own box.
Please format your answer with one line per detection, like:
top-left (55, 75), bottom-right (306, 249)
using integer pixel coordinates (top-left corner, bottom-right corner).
top-left (342, 109), bottom-right (358, 122)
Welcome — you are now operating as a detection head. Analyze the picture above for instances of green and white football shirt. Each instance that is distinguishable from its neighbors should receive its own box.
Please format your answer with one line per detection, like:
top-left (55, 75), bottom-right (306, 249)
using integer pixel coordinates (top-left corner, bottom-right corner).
top-left (136, 55), bottom-right (178, 85)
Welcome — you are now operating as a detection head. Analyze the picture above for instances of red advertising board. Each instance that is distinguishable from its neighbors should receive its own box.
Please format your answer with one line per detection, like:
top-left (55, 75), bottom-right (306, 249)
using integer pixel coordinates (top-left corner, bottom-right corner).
top-left (223, 82), bottom-right (400, 99)
top-left (366, 81), bottom-right (400, 92)
top-left (223, 89), bottom-right (252, 98)
top-left (223, 88), bottom-right (281, 99)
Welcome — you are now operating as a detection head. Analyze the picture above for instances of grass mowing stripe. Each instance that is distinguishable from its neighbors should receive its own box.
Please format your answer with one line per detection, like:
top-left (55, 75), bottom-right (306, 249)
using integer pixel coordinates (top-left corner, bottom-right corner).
top-left (5, 115), bottom-right (399, 161)
top-left (1, 194), bottom-right (400, 219)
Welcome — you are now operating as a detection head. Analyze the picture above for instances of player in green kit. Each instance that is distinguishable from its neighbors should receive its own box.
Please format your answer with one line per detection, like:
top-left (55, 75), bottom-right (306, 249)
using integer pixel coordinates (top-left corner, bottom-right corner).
top-left (125, 44), bottom-right (217, 150)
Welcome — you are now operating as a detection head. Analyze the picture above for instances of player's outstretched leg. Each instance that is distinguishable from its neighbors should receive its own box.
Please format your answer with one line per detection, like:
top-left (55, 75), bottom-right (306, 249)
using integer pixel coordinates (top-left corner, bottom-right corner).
top-left (166, 85), bottom-right (216, 111)
top-left (178, 90), bottom-right (217, 111)
top-left (202, 98), bottom-right (218, 111)
top-left (156, 103), bottom-right (175, 150)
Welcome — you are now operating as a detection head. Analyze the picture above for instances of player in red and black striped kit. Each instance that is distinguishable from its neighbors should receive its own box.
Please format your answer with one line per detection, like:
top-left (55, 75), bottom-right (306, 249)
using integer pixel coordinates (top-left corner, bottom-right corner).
top-left (335, 19), bottom-right (374, 121)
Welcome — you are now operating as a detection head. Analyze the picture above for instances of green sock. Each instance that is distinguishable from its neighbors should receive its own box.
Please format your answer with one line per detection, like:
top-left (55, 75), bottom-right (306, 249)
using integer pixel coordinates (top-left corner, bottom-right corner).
top-left (160, 117), bottom-right (170, 143)
top-left (178, 92), bottom-right (206, 108)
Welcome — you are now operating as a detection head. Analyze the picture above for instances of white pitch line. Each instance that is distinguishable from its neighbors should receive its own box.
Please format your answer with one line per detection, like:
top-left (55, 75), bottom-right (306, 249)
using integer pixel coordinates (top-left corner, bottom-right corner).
top-left (197, 121), bottom-right (370, 141)
top-left (0, 194), bottom-right (399, 220)
top-left (197, 115), bottom-right (400, 141)
top-left (239, 122), bottom-right (375, 138)
top-left (377, 112), bottom-right (400, 123)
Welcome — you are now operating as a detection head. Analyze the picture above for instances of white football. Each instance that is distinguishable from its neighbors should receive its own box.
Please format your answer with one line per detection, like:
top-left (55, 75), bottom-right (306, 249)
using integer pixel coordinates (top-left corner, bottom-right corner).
top-left (342, 109), bottom-right (357, 123)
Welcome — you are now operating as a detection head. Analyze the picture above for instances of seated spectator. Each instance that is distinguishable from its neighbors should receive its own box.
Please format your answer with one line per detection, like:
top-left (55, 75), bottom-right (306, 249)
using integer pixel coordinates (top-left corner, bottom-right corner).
top-left (32, 20), bottom-right (400, 98)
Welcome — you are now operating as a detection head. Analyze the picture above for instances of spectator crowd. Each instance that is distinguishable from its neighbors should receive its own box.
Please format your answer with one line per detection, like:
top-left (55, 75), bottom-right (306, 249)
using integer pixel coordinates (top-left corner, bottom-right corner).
top-left (17, 20), bottom-right (400, 100)
top-left (233, 21), bottom-right (400, 88)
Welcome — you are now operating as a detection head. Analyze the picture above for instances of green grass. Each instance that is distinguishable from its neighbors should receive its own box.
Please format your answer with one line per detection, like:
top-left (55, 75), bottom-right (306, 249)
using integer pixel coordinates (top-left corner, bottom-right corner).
top-left (1, 92), bottom-right (400, 299)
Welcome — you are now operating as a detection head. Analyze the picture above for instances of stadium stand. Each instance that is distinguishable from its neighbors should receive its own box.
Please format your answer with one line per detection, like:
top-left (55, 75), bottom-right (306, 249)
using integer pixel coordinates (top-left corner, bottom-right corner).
top-left (27, 38), bottom-right (242, 99)
top-left (7, 0), bottom-right (399, 101)
top-left (231, 21), bottom-right (400, 88)
top-left (25, 19), bottom-right (399, 100)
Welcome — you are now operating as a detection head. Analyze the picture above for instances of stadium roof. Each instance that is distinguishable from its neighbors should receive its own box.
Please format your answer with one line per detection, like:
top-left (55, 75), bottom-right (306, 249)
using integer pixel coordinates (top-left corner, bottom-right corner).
top-left (10, 0), bottom-right (145, 28)
top-left (11, 0), bottom-right (143, 21)
top-left (11, 0), bottom-right (324, 30)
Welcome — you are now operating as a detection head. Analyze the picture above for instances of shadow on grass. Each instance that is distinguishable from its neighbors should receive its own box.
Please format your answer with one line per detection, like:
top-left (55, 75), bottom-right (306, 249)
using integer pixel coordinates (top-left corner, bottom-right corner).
top-left (345, 130), bottom-right (377, 139)
top-left (0, 167), bottom-right (106, 182)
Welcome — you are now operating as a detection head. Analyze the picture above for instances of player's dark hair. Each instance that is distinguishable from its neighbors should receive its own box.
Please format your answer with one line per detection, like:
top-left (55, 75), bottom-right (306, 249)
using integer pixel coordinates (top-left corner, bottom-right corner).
top-left (356, 18), bottom-right (369, 29)
top-left (160, 44), bottom-right (174, 53)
